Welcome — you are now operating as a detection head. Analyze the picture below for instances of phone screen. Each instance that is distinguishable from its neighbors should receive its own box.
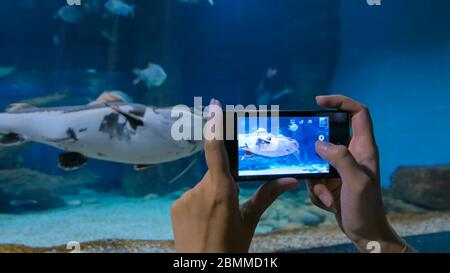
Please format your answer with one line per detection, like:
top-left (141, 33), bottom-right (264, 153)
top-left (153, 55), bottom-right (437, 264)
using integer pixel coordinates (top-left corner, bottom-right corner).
top-left (237, 116), bottom-right (330, 177)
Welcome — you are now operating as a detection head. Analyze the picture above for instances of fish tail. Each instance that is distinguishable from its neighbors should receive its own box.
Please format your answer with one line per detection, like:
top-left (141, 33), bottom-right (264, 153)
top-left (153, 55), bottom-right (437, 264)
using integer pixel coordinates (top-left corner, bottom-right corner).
top-left (132, 69), bottom-right (141, 85)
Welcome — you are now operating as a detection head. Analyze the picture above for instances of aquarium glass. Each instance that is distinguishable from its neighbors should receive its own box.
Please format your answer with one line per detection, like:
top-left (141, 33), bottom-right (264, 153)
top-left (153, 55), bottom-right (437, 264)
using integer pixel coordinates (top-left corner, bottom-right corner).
top-left (0, 0), bottom-right (449, 253)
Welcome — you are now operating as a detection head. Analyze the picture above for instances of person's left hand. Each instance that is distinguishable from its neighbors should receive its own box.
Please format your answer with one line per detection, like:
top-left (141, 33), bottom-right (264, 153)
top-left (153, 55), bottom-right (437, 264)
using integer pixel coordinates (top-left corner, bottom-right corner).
top-left (170, 99), bottom-right (299, 253)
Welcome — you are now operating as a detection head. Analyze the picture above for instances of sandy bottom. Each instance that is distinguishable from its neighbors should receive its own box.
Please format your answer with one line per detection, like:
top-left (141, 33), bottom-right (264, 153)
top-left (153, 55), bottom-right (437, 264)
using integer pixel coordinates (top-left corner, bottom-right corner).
top-left (0, 191), bottom-right (278, 248)
top-left (1, 190), bottom-right (450, 252)
top-left (0, 193), bottom-right (175, 247)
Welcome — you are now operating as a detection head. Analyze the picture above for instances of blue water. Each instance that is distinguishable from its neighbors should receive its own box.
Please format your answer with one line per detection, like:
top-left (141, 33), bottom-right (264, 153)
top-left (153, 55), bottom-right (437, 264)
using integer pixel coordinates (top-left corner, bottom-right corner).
top-left (0, 0), bottom-right (449, 249)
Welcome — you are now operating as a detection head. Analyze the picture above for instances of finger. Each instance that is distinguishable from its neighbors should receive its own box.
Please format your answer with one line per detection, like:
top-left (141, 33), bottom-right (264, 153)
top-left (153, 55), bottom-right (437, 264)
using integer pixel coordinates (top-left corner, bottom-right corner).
top-left (241, 178), bottom-right (299, 225)
top-left (316, 95), bottom-right (374, 140)
top-left (203, 99), bottom-right (230, 178)
top-left (315, 141), bottom-right (365, 184)
top-left (306, 179), bottom-right (337, 213)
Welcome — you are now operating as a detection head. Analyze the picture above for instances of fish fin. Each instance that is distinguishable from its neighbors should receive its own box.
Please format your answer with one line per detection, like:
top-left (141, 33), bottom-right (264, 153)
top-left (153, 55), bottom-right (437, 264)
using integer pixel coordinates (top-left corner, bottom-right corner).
top-left (133, 164), bottom-right (154, 171)
top-left (5, 103), bottom-right (37, 113)
top-left (58, 152), bottom-right (87, 171)
top-left (90, 91), bottom-right (129, 105)
top-left (130, 6), bottom-right (135, 17)
top-left (45, 128), bottom-right (78, 144)
top-left (105, 103), bottom-right (144, 130)
top-left (0, 133), bottom-right (28, 147)
top-left (132, 69), bottom-right (141, 84)
top-left (45, 137), bottom-right (77, 144)
top-left (208, 0), bottom-right (214, 5)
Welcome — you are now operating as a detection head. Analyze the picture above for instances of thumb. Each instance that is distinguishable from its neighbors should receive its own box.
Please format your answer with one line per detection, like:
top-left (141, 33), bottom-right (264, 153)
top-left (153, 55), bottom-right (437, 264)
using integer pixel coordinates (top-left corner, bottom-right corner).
top-left (315, 141), bottom-right (363, 183)
top-left (241, 178), bottom-right (299, 226)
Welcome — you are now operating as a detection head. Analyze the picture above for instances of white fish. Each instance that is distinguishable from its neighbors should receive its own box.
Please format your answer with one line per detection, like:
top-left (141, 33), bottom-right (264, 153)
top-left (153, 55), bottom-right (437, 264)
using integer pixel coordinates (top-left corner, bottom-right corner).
top-left (105, 0), bottom-right (135, 17)
top-left (0, 101), bottom-right (203, 171)
top-left (0, 66), bottom-right (15, 78)
top-left (133, 63), bottom-right (167, 88)
top-left (239, 130), bottom-right (299, 158)
top-left (55, 6), bottom-right (83, 24)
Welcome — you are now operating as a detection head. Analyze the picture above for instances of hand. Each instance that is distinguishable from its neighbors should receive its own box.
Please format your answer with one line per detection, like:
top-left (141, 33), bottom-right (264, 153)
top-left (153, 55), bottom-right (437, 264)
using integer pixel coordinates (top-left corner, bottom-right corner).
top-left (171, 99), bottom-right (299, 253)
top-left (307, 95), bottom-right (412, 253)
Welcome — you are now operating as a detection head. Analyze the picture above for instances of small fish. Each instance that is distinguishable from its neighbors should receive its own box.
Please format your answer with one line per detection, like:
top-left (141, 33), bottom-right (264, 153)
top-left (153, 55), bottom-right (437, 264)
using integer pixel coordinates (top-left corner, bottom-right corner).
top-left (19, 0), bottom-right (36, 10)
top-left (178, 0), bottom-right (214, 6)
top-left (20, 91), bottom-right (71, 106)
top-left (83, 0), bottom-right (103, 14)
top-left (133, 63), bottom-right (167, 88)
top-left (105, 0), bottom-right (135, 17)
top-left (101, 30), bottom-right (118, 42)
top-left (0, 66), bottom-right (15, 78)
top-left (85, 68), bottom-right (97, 74)
top-left (55, 6), bottom-right (83, 24)
top-left (10, 199), bottom-right (38, 207)
top-left (52, 34), bottom-right (60, 47)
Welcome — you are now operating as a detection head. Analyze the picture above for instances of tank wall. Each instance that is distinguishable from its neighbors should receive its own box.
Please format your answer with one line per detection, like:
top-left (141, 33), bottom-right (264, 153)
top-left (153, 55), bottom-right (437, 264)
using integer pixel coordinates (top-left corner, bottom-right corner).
top-left (332, 0), bottom-right (450, 186)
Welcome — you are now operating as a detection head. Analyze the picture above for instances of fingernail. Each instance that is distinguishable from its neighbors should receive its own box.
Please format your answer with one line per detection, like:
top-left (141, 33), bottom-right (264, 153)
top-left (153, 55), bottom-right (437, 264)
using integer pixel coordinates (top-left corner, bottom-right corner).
top-left (210, 98), bottom-right (220, 106)
top-left (209, 98), bottom-right (215, 105)
top-left (316, 95), bottom-right (325, 100)
top-left (319, 193), bottom-right (333, 208)
top-left (316, 141), bottom-right (329, 153)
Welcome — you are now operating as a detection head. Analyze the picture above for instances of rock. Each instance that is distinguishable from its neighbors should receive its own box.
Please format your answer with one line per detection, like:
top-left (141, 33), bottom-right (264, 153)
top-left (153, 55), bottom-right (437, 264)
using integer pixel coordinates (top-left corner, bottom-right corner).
top-left (382, 190), bottom-right (428, 213)
top-left (391, 166), bottom-right (450, 211)
top-left (143, 193), bottom-right (159, 200)
top-left (0, 144), bottom-right (32, 170)
top-left (257, 225), bottom-right (276, 234)
top-left (288, 209), bottom-right (324, 227)
top-left (65, 199), bottom-right (82, 207)
top-left (0, 168), bottom-right (99, 212)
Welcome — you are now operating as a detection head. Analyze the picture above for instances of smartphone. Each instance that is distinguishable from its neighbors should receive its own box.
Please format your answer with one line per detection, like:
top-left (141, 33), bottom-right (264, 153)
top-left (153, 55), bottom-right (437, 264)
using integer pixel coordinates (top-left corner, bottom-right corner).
top-left (224, 110), bottom-right (350, 181)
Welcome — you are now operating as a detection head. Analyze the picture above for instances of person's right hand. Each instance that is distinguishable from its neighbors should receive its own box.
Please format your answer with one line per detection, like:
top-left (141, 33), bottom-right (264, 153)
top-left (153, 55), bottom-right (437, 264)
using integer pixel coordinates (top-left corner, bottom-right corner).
top-left (307, 95), bottom-right (412, 253)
